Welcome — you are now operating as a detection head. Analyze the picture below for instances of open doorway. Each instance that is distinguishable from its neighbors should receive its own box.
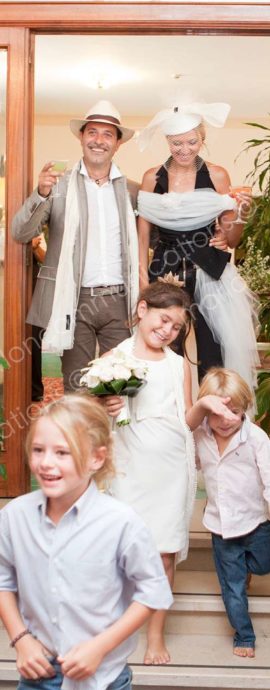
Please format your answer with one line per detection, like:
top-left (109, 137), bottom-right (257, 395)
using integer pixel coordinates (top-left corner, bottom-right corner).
top-left (33, 32), bottom-right (270, 403)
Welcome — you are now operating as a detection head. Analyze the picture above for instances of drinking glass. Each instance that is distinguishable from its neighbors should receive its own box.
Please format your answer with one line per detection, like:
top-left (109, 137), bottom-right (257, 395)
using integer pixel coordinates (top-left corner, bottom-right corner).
top-left (51, 160), bottom-right (68, 197)
top-left (229, 186), bottom-right (252, 223)
top-left (229, 185), bottom-right (252, 198)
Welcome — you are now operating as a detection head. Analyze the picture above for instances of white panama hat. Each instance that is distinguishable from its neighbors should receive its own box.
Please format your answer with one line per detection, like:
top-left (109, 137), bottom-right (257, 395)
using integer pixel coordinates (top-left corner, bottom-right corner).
top-left (138, 102), bottom-right (231, 151)
top-left (70, 100), bottom-right (134, 143)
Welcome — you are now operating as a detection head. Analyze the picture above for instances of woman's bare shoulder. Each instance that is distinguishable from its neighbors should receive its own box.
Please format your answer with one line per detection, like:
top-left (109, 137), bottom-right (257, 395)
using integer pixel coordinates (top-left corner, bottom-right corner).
top-left (205, 161), bottom-right (231, 192)
top-left (141, 165), bottom-right (161, 191)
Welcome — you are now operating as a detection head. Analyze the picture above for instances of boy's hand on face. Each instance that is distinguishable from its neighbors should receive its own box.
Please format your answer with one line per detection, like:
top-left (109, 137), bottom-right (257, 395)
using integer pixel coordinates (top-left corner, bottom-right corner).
top-left (15, 636), bottom-right (55, 680)
top-left (200, 395), bottom-right (238, 421)
top-left (58, 637), bottom-right (106, 680)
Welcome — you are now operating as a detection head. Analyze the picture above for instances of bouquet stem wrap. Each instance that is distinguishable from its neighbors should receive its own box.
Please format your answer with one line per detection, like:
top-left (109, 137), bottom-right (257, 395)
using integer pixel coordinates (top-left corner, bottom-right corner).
top-left (116, 397), bottom-right (131, 427)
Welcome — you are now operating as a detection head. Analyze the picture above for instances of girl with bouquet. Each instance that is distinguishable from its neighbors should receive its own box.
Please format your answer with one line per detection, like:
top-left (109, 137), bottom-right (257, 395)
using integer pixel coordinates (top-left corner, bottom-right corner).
top-left (103, 279), bottom-right (236, 665)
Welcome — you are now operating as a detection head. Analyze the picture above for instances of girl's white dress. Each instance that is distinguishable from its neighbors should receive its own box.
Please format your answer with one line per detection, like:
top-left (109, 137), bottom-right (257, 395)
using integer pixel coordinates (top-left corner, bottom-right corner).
top-left (110, 337), bottom-right (196, 563)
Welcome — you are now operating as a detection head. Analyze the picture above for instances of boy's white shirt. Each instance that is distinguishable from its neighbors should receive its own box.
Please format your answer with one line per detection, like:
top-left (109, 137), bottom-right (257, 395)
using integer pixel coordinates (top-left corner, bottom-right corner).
top-left (0, 481), bottom-right (173, 690)
top-left (194, 416), bottom-right (270, 539)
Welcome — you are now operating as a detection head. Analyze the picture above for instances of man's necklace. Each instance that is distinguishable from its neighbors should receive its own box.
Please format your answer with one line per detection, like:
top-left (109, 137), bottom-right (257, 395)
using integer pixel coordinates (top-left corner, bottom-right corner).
top-left (88, 172), bottom-right (110, 186)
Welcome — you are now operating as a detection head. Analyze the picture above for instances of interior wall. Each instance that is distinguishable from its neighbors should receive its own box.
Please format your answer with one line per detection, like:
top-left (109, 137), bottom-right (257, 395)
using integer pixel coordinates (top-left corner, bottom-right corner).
top-left (34, 115), bottom-right (266, 191)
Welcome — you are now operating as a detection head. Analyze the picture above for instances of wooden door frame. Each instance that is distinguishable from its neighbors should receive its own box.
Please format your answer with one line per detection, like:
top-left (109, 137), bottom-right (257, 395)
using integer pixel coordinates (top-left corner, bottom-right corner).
top-left (0, 2), bottom-right (269, 496)
top-left (0, 2), bottom-right (270, 34)
top-left (0, 27), bottom-right (32, 497)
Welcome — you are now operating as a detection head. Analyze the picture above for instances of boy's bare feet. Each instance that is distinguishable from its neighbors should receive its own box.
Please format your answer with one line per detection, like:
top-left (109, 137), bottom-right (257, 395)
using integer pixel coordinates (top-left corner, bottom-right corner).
top-left (144, 635), bottom-right (171, 665)
top-left (233, 646), bottom-right (255, 658)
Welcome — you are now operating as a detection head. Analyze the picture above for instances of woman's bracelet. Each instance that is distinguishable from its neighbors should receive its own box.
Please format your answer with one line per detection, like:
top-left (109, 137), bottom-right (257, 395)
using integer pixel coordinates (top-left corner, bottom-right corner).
top-left (10, 628), bottom-right (32, 647)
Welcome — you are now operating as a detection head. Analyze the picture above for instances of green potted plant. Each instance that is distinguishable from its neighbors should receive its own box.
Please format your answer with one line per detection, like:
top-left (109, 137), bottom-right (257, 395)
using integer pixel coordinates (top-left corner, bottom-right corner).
top-left (236, 118), bottom-right (270, 343)
top-left (236, 120), bottom-right (270, 426)
top-left (0, 354), bottom-right (9, 480)
top-left (238, 237), bottom-right (270, 343)
top-left (238, 118), bottom-right (270, 256)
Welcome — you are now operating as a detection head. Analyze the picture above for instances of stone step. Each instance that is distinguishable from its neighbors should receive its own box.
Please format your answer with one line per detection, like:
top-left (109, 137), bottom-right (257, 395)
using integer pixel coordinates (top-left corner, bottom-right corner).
top-left (1, 572), bottom-right (270, 653)
top-left (174, 570), bottom-right (270, 596)
top-left (178, 545), bottom-right (215, 572)
top-left (130, 632), bottom-right (270, 688)
top-left (2, 632), bottom-right (270, 690)
top-left (172, 570), bottom-right (270, 636)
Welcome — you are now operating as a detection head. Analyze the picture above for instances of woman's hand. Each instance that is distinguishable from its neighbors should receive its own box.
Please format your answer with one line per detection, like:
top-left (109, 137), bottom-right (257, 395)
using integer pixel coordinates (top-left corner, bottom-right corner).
top-left (103, 395), bottom-right (125, 417)
top-left (209, 231), bottom-right (228, 251)
top-left (229, 189), bottom-right (253, 223)
top-left (15, 636), bottom-right (55, 680)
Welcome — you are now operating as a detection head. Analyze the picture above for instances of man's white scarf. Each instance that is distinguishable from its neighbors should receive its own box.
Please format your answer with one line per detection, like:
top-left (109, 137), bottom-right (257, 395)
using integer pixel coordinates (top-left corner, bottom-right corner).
top-left (43, 164), bottom-right (139, 354)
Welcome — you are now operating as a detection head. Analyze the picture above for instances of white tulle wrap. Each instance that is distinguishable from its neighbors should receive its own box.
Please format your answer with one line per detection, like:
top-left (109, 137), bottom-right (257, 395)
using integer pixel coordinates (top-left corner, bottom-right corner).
top-left (194, 264), bottom-right (260, 393)
top-left (138, 188), bottom-right (237, 231)
top-left (138, 187), bottom-right (259, 399)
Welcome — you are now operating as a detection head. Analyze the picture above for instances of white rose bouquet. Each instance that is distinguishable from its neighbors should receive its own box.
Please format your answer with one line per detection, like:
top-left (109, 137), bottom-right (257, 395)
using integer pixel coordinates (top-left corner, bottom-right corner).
top-left (80, 350), bottom-right (148, 426)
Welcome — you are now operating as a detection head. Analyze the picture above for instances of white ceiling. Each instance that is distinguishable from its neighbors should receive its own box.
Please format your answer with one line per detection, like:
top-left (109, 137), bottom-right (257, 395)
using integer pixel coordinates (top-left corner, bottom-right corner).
top-left (35, 35), bottom-right (270, 120)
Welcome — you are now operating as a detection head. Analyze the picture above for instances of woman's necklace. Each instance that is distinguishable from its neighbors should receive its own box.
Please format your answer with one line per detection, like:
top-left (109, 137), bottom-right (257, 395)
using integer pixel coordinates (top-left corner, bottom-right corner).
top-left (165, 155), bottom-right (203, 189)
top-left (168, 163), bottom-right (197, 189)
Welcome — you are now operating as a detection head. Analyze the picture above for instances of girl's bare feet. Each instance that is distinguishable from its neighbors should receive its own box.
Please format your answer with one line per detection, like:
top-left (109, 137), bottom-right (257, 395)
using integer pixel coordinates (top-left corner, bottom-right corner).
top-left (144, 634), bottom-right (171, 665)
top-left (233, 646), bottom-right (255, 658)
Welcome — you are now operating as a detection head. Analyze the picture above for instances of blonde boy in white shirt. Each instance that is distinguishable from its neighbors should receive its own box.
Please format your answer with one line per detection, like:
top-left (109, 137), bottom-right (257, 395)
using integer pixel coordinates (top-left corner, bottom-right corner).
top-left (186, 367), bottom-right (270, 659)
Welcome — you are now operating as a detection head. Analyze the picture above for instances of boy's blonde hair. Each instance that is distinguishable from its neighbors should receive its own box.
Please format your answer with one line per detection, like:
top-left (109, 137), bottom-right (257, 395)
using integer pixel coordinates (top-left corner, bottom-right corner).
top-left (198, 367), bottom-right (253, 411)
top-left (26, 394), bottom-right (115, 482)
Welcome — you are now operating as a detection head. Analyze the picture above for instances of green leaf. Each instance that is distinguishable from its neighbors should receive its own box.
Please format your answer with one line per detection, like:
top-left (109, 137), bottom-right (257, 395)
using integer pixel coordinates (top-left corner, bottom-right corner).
top-left (0, 464), bottom-right (7, 480)
top-left (81, 376), bottom-right (146, 398)
top-left (244, 140), bottom-right (270, 149)
top-left (0, 357), bottom-right (9, 369)
top-left (110, 379), bottom-right (127, 394)
top-left (86, 382), bottom-right (112, 395)
top-left (255, 411), bottom-right (270, 435)
top-left (244, 122), bottom-right (270, 131)
top-left (259, 168), bottom-right (269, 192)
top-left (116, 418), bottom-right (131, 427)
top-left (256, 377), bottom-right (270, 418)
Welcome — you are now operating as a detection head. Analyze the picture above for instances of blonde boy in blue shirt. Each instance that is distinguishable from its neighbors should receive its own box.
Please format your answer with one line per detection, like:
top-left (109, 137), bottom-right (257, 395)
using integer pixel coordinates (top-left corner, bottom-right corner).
top-left (0, 395), bottom-right (173, 690)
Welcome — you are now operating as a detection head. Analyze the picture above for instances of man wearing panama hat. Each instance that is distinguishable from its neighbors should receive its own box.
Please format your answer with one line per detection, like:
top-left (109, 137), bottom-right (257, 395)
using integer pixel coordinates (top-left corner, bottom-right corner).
top-left (12, 100), bottom-right (139, 392)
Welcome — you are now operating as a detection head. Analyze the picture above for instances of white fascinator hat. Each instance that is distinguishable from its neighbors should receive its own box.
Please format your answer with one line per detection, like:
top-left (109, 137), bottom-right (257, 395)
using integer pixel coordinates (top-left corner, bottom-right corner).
top-left (138, 102), bottom-right (231, 151)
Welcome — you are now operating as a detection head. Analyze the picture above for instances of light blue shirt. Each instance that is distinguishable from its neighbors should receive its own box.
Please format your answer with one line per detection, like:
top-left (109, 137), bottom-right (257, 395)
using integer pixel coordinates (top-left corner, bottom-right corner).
top-left (0, 481), bottom-right (173, 690)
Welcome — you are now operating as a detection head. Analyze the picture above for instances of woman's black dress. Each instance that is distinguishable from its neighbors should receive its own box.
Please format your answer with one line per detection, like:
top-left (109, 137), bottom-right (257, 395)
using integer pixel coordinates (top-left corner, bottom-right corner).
top-left (149, 160), bottom-right (230, 380)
